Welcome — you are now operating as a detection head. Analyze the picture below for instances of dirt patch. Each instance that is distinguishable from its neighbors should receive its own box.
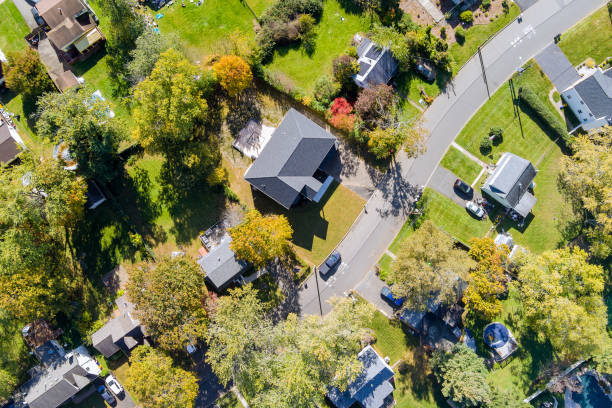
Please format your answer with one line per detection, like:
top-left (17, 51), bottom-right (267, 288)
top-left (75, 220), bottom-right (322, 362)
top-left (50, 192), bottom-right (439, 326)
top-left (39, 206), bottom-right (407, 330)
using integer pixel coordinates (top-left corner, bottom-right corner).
top-left (400, 0), bottom-right (436, 27)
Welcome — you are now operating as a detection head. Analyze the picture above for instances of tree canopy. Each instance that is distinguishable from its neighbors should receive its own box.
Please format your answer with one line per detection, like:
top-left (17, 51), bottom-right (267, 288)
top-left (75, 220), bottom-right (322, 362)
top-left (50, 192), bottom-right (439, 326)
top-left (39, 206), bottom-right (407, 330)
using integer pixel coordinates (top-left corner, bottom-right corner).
top-left (4, 49), bottom-right (54, 99)
top-left (390, 220), bottom-right (473, 311)
top-left (213, 55), bottom-right (253, 98)
top-left (125, 346), bottom-right (198, 408)
top-left (35, 88), bottom-right (124, 183)
top-left (229, 210), bottom-right (293, 268)
top-left (206, 285), bottom-right (374, 407)
top-left (127, 30), bottom-right (177, 84)
top-left (127, 257), bottom-right (209, 351)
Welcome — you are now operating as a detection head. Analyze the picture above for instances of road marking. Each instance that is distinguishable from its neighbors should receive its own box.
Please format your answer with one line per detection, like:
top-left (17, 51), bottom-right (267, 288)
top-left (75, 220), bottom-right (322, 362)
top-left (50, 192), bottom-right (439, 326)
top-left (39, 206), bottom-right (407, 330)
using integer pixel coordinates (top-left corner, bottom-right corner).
top-left (385, 249), bottom-right (397, 260)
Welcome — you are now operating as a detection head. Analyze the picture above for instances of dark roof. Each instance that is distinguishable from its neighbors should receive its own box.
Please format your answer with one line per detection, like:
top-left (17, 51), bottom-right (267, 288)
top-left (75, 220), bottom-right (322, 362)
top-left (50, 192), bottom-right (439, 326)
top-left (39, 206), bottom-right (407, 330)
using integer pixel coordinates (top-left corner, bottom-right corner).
top-left (197, 234), bottom-right (250, 291)
top-left (483, 153), bottom-right (537, 208)
top-left (398, 298), bottom-right (441, 333)
top-left (37, 0), bottom-right (96, 50)
top-left (535, 43), bottom-right (581, 92)
top-left (91, 296), bottom-right (142, 357)
top-left (354, 38), bottom-right (398, 88)
top-left (244, 109), bottom-right (336, 208)
top-left (573, 68), bottom-right (612, 119)
top-left (327, 346), bottom-right (394, 408)
top-left (0, 122), bottom-right (20, 164)
top-left (483, 323), bottom-right (510, 349)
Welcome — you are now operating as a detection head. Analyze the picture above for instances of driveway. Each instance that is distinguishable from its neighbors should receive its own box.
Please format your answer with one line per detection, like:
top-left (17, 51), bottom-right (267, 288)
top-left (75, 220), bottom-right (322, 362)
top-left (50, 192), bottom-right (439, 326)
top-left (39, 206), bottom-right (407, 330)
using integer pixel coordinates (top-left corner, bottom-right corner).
top-left (297, 0), bottom-right (607, 317)
top-left (11, 0), bottom-right (38, 30)
top-left (428, 166), bottom-right (482, 206)
top-left (355, 269), bottom-right (396, 317)
top-left (90, 378), bottom-right (136, 408)
top-left (192, 348), bottom-right (227, 408)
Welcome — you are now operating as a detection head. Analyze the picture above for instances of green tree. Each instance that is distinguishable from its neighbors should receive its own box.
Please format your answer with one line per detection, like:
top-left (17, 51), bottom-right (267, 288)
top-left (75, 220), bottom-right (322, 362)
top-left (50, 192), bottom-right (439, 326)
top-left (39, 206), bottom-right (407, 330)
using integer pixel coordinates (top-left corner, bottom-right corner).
top-left (332, 54), bottom-right (359, 87)
top-left (431, 344), bottom-right (491, 407)
top-left (126, 257), bottom-right (209, 351)
top-left (229, 210), bottom-right (293, 268)
top-left (558, 126), bottom-right (611, 259)
top-left (0, 368), bottom-right (17, 401)
top-left (206, 285), bottom-right (374, 406)
top-left (127, 30), bottom-right (177, 84)
top-left (125, 346), bottom-right (198, 408)
top-left (35, 88), bottom-right (124, 183)
top-left (366, 126), bottom-right (403, 159)
top-left (390, 220), bottom-right (474, 311)
top-left (369, 24), bottom-right (411, 69)
top-left (4, 49), bottom-right (54, 98)
top-left (517, 247), bottom-right (611, 363)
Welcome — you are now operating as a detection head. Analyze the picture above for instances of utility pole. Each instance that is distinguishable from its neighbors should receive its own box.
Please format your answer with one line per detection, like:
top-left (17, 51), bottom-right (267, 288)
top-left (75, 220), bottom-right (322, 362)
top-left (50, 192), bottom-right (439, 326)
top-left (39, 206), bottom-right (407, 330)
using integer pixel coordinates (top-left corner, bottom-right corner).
top-left (478, 46), bottom-right (490, 99)
top-left (313, 266), bottom-right (323, 316)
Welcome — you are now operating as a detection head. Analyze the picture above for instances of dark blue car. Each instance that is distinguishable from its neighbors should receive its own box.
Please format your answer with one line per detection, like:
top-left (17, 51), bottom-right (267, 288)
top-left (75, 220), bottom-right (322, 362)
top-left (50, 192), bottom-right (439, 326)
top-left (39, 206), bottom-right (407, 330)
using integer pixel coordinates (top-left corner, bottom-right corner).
top-left (380, 286), bottom-right (403, 308)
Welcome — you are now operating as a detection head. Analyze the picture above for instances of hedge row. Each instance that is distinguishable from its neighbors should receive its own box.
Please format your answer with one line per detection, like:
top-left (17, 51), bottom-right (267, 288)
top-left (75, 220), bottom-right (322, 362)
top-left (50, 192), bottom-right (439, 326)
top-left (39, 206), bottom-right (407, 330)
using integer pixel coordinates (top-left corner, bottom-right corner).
top-left (518, 86), bottom-right (570, 145)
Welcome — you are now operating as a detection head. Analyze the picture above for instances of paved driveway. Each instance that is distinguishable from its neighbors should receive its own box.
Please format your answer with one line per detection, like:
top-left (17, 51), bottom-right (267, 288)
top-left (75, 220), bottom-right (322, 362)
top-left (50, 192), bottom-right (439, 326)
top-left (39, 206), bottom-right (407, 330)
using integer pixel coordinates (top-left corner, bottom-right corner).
top-left (192, 348), bottom-right (227, 408)
top-left (428, 166), bottom-right (482, 206)
top-left (355, 269), bottom-right (396, 317)
top-left (11, 0), bottom-right (38, 30)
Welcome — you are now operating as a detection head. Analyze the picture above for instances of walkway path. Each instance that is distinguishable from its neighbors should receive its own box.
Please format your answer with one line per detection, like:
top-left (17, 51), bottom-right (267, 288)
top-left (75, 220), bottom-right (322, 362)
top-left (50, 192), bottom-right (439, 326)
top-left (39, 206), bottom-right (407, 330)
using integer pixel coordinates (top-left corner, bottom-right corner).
top-left (416, 0), bottom-right (444, 22)
top-left (297, 0), bottom-right (607, 316)
top-left (451, 141), bottom-right (489, 168)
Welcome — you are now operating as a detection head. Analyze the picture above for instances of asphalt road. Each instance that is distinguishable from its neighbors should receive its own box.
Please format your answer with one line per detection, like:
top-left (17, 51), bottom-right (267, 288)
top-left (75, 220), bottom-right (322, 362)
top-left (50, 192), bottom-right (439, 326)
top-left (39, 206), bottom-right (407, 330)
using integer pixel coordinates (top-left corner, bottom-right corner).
top-left (297, 0), bottom-right (607, 316)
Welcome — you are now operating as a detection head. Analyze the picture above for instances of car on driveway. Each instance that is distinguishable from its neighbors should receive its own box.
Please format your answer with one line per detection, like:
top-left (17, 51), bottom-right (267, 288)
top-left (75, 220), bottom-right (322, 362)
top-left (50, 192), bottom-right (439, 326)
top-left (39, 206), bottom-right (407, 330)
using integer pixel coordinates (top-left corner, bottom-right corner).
top-left (105, 374), bottom-right (124, 397)
top-left (318, 250), bottom-right (341, 276)
top-left (454, 178), bottom-right (473, 196)
top-left (380, 286), bottom-right (403, 308)
top-left (415, 61), bottom-right (436, 82)
top-left (466, 201), bottom-right (485, 219)
top-left (98, 385), bottom-right (116, 405)
top-left (30, 7), bottom-right (45, 26)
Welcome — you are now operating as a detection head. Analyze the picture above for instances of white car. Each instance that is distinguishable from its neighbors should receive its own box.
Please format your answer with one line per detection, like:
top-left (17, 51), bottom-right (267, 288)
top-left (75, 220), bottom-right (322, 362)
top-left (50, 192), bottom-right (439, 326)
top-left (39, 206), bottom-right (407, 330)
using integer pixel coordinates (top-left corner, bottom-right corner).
top-left (465, 201), bottom-right (485, 219)
top-left (105, 374), bottom-right (124, 397)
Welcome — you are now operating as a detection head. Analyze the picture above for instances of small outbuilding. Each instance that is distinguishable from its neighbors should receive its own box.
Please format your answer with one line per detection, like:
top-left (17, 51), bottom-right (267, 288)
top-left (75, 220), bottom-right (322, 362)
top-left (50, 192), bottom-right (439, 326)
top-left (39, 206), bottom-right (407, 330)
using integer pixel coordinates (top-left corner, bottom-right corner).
top-left (353, 34), bottom-right (399, 89)
top-left (483, 322), bottom-right (518, 362)
top-left (197, 234), bottom-right (250, 292)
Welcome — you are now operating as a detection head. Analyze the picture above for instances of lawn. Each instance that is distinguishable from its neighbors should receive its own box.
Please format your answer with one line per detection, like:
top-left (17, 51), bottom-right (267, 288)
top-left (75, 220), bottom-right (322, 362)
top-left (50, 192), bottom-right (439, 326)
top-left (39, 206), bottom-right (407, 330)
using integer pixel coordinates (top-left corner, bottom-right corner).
top-left (264, 0), bottom-right (371, 94)
top-left (558, 5), bottom-right (612, 66)
top-left (246, 0), bottom-right (275, 15)
top-left (449, 3), bottom-right (520, 73)
top-left (394, 70), bottom-right (450, 104)
top-left (455, 62), bottom-right (565, 165)
top-left (440, 145), bottom-right (483, 184)
top-left (367, 311), bottom-right (443, 408)
top-left (0, 1), bottom-right (30, 55)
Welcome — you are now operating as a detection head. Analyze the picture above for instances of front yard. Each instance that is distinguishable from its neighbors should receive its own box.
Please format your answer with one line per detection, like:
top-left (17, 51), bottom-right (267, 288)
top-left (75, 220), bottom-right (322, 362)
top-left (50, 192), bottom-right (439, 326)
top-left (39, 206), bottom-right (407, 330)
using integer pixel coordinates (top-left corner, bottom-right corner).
top-left (558, 5), bottom-right (612, 66)
top-left (0, 1), bottom-right (30, 55)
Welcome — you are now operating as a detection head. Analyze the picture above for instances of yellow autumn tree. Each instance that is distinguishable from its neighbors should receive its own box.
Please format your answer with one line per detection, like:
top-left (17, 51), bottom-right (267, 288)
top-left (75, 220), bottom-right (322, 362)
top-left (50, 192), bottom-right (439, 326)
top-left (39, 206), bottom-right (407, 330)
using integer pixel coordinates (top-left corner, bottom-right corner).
top-left (213, 55), bottom-right (252, 98)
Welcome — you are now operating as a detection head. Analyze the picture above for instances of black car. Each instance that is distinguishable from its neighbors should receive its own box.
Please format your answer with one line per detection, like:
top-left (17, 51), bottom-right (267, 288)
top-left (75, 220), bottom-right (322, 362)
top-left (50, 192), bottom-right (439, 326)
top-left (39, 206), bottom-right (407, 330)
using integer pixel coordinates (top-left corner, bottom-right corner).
top-left (454, 178), bottom-right (473, 196)
top-left (318, 250), bottom-right (341, 276)
top-left (31, 7), bottom-right (45, 26)
top-left (415, 61), bottom-right (435, 82)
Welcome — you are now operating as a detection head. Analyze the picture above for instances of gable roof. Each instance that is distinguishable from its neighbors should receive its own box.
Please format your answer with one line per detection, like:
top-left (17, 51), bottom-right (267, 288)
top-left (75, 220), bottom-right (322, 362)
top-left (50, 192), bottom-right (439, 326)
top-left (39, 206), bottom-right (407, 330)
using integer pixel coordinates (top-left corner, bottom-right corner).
top-left (354, 38), bottom-right (399, 88)
top-left (484, 152), bottom-right (536, 209)
top-left (327, 345), bottom-right (394, 408)
top-left (0, 122), bottom-right (20, 164)
top-left (91, 296), bottom-right (142, 357)
top-left (198, 234), bottom-right (249, 291)
top-left (244, 109), bottom-right (336, 208)
top-left (534, 43), bottom-right (581, 92)
top-left (37, 0), bottom-right (96, 50)
top-left (573, 68), bottom-right (612, 120)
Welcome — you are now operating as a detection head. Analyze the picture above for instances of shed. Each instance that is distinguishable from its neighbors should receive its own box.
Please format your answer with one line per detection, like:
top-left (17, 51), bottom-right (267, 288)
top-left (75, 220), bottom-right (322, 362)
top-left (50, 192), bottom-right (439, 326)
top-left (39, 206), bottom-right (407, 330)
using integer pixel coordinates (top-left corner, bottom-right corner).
top-left (483, 322), bottom-right (518, 361)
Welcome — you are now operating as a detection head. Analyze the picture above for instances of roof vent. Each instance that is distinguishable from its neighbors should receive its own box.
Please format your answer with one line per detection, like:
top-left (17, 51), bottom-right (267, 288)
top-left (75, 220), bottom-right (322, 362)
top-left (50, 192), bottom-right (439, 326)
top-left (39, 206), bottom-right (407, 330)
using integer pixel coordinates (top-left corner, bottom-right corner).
top-left (58, 7), bottom-right (62, 14)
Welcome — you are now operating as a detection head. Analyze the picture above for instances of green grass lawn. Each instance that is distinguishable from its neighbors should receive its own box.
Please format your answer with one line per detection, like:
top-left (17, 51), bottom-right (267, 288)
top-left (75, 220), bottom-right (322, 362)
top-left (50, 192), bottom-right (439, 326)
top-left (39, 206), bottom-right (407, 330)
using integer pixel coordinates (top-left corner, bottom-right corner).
top-left (440, 146), bottom-right (483, 184)
top-left (246, 0), bottom-right (275, 15)
top-left (558, 6), bottom-right (612, 65)
top-left (394, 70), bottom-right (450, 104)
top-left (264, 0), bottom-right (371, 94)
top-left (449, 3), bottom-right (520, 73)
top-left (0, 1), bottom-right (30, 55)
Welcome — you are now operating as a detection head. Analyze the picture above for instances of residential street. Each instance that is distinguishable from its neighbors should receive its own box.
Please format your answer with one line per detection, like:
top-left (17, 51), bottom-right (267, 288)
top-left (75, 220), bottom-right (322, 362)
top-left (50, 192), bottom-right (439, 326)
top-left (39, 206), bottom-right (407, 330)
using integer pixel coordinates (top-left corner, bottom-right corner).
top-left (297, 0), bottom-right (608, 316)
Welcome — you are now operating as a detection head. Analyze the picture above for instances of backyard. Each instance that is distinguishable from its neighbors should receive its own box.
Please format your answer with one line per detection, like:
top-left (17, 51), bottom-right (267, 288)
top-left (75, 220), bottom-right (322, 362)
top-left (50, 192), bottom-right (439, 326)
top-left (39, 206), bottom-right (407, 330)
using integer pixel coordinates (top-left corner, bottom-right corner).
top-left (558, 5), bottom-right (612, 66)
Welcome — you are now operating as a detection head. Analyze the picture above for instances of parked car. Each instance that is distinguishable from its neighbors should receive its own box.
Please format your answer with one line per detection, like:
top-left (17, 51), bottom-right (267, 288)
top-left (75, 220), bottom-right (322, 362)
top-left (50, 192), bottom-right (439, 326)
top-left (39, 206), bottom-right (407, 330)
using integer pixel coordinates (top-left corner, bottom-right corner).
top-left (380, 286), bottom-right (403, 308)
top-left (318, 250), bottom-right (341, 276)
top-left (30, 7), bottom-right (44, 26)
top-left (454, 178), bottom-right (473, 196)
top-left (415, 60), bottom-right (435, 82)
top-left (466, 201), bottom-right (485, 219)
top-left (97, 385), bottom-right (116, 405)
top-left (105, 374), bottom-right (124, 397)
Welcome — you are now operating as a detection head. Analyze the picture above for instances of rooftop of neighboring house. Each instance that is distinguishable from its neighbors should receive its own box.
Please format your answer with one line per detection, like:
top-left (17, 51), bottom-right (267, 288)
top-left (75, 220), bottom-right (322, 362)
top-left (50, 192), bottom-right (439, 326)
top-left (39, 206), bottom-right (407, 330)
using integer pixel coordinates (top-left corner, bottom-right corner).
top-left (91, 295), bottom-right (143, 358)
top-left (0, 120), bottom-right (21, 164)
top-left (562, 68), bottom-right (612, 124)
top-left (36, 0), bottom-right (98, 51)
top-left (197, 233), bottom-right (250, 291)
top-left (354, 35), bottom-right (399, 89)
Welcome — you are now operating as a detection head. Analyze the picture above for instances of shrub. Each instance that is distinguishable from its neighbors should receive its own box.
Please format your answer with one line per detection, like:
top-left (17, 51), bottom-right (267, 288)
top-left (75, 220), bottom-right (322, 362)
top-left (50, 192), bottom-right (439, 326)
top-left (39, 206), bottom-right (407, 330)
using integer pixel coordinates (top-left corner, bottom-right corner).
top-left (518, 86), bottom-right (570, 145)
top-left (329, 97), bottom-right (355, 132)
top-left (355, 84), bottom-right (394, 126)
top-left (553, 91), bottom-right (560, 103)
top-left (213, 55), bottom-right (253, 98)
top-left (5, 49), bottom-right (54, 98)
top-left (459, 10), bottom-right (473, 24)
top-left (346, 46), bottom-right (358, 58)
top-left (502, 0), bottom-right (509, 13)
top-left (489, 126), bottom-right (503, 140)
top-left (481, 0), bottom-right (491, 11)
top-left (329, 97), bottom-right (353, 116)
top-left (312, 75), bottom-right (340, 110)
top-left (332, 54), bottom-right (359, 87)
top-left (440, 26), bottom-right (447, 40)
top-left (455, 26), bottom-right (466, 44)
top-left (480, 136), bottom-right (492, 154)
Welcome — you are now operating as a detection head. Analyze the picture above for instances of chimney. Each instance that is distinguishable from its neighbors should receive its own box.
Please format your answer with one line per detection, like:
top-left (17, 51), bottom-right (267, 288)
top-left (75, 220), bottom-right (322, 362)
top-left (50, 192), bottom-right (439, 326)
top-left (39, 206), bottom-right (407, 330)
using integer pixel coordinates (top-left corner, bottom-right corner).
top-left (58, 7), bottom-right (62, 14)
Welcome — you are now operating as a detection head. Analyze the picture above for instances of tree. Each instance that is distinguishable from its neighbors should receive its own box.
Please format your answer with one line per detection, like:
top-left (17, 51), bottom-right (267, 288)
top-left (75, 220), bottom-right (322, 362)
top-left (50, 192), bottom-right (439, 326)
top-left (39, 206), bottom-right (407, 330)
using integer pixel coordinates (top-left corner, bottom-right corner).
top-left (0, 369), bottom-right (16, 401)
top-left (366, 126), bottom-right (403, 159)
top-left (213, 55), bottom-right (253, 98)
top-left (125, 346), bottom-right (198, 408)
top-left (390, 220), bottom-right (474, 311)
top-left (332, 54), bottom-right (359, 87)
top-left (229, 210), bottom-right (293, 268)
top-left (206, 285), bottom-right (375, 406)
top-left (126, 257), bottom-right (209, 351)
top-left (312, 75), bottom-right (340, 110)
top-left (355, 84), bottom-right (395, 127)
top-left (35, 88), bottom-right (124, 183)
top-left (517, 247), bottom-right (611, 362)
top-left (4, 49), bottom-right (54, 98)
top-left (464, 237), bottom-right (508, 320)
top-left (127, 30), bottom-right (177, 84)
top-left (369, 24), bottom-right (411, 69)
top-left (431, 344), bottom-right (491, 407)
top-left (558, 126), bottom-right (611, 259)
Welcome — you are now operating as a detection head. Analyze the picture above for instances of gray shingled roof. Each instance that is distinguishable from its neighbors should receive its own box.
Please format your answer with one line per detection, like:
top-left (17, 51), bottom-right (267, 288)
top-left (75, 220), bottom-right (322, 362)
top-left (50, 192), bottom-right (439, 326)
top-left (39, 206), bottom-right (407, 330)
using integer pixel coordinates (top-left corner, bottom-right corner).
top-left (535, 43), bottom-right (581, 92)
top-left (484, 153), bottom-right (537, 209)
top-left (354, 38), bottom-right (399, 88)
top-left (244, 109), bottom-right (336, 208)
top-left (0, 122), bottom-right (20, 164)
top-left (327, 345), bottom-right (394, 408)
top-left (91, 295), bottom-right (142, 357)
top-left (574, 68), bottom-right (612, 120)
top-left (198, 234), bottom-right (249, 291)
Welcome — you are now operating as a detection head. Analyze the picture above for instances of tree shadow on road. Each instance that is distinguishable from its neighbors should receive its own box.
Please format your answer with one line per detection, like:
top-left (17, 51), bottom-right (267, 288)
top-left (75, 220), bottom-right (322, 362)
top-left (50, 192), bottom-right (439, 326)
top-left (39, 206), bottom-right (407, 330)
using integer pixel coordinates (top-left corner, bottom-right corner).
top-left (376, 159), bottom-right (421, 218)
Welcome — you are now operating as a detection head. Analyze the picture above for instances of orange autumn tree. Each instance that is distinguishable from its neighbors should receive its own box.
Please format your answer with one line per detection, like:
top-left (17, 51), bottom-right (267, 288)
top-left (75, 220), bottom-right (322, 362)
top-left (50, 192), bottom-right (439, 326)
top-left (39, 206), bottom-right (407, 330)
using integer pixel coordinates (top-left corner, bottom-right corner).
top-left (213, 55), bottom-right (253, 98)
top-left (229, 210), bottom-right (293, 268)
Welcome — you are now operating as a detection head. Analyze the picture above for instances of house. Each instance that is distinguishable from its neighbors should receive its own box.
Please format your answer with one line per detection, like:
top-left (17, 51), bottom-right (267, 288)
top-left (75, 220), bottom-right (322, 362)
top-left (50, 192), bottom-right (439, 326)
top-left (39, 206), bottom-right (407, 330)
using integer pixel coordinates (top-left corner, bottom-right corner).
top-left (0, 120), bottom-right (23, 164)
top-left (18, 345), bottom-right (101, 408)
top-left (244, 108), bottom-right (337, 209)
top-left (91, 295), bottom-right (148, 358)
top-left (399, 300), bottom-right (463, 351)
top-left (35, 0), bottom-right (103, 58)
top-left (353, 35), bottom-right (399, 88)
top-left (561, 68), bottom-right (612, 131)
top-left (327, 345), bottom-right (395, 408)
top-left (197, 234), bottom-right (250, 292)
top-left (481, 152), bottom-right (537, 218)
